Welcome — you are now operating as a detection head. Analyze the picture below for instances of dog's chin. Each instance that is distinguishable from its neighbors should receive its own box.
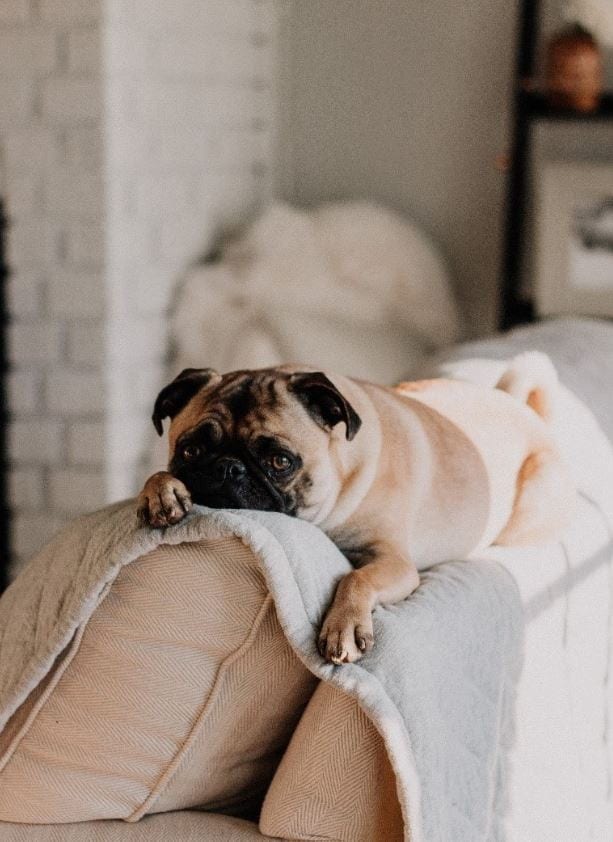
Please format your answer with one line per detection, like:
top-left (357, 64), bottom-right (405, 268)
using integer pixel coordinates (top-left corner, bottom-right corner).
top-left (192, 491), bottom-right (240, 509)
top-left (190, 486), bottom-right (280, 512)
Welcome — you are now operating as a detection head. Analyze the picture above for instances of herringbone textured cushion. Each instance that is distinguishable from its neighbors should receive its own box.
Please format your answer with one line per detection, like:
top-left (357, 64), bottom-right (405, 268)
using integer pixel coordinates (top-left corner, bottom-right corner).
top-left (260, 682), bottom-right (404, 841)
top-left (0, 812), bottom-right (274, 842)
top-left (0, 538), bottom-right (317, 823)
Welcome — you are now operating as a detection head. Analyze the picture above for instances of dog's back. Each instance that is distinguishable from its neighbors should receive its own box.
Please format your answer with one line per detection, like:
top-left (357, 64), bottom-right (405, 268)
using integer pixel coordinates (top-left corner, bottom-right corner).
top-left (387, 362), bottom-right (572, 552)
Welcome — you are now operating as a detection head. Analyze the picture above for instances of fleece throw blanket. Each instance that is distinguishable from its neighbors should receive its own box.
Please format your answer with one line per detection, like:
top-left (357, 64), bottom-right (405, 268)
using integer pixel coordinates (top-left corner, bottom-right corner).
top-left (1, 317), bottom-right (612, 842)
top-left (0, 508), bottom-right (521, 842)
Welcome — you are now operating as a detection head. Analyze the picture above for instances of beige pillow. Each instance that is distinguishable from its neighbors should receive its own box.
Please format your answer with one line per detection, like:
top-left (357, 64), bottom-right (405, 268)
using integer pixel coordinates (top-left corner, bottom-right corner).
top-left (260, 682), bottom-right (404, 842)
top-left (0, 537), bottom-right (317, 824)
top-left (0, 812), bottom-right (272, 842)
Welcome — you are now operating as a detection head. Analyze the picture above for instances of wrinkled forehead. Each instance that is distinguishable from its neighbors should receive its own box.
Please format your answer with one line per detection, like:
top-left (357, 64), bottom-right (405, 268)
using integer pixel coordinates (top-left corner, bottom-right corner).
top-left (170, 370), bottom-right (314, 448)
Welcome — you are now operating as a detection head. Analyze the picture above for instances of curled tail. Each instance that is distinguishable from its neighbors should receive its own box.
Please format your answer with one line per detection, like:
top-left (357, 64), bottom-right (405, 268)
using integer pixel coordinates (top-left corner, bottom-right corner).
top-left (495, 351), bottom-right (559, 421)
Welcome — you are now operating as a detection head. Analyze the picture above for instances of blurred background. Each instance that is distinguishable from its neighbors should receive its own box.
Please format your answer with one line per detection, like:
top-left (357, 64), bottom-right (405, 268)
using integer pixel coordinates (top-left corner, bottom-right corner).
top-left (0, 0), bottom-right (612, 575)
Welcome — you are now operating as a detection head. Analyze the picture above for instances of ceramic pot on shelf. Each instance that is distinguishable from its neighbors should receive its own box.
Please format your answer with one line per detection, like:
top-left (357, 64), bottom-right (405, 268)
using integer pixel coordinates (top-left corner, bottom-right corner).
top-left (545, 23), bottom-right (604, 112)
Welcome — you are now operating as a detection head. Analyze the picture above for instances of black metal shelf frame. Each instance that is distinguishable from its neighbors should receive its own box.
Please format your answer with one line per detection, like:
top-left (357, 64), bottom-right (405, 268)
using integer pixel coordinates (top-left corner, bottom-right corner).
top-left (500, 1), bottom-right (613, 329)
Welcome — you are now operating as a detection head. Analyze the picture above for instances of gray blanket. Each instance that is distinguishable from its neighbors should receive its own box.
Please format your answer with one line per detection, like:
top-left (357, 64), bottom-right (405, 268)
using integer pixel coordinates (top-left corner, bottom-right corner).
top-left (2, 317), bottom-right (612, 842)
top-left (0, 499), bottom-right (521, 842)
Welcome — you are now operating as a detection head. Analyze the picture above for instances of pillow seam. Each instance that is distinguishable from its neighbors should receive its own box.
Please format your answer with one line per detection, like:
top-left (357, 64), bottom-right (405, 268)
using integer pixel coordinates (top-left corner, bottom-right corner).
top-left (127, 591), bottom-right (275, 822)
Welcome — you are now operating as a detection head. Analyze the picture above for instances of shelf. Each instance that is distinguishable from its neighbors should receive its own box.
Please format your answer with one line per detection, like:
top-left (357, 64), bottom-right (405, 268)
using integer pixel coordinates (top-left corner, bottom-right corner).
top-left (522, 91), bottom-right (613, 122)
top-left (500, 1), bottom-right (613, 330)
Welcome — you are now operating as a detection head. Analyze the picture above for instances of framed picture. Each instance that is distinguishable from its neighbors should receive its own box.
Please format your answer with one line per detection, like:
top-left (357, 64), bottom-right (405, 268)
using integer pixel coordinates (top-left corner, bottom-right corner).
top-left (535, 162), bottom-right (613, 318)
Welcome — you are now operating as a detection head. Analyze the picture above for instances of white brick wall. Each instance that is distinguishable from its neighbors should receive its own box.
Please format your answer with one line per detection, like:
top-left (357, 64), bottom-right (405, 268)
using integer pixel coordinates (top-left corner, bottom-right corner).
top-left (0, 28), bottom-right (57, 74)
top-left (6, 270), bottom-right (42, 318)
top-left (0, 2), bottom-right (31, 25)
top-left (67, 28), bottom-right (100, 74)
top-left (47, 269), bottom-right (105, 317)
top-left (67, 421), bottom-right (104, 465)
top-left (9, 467), bottom-right (45, 510)
top-left (39, 0), bottom-right (101, 24)
top-left (104, 0), bottom-right (278, 500)
top-left (0, 79), bottom-right (35, 127)
top-left (7, 370), bottom-right (41, 415)
top-left (12, 512), bottom-right (65, 560)
top-left (9, 419), bottom-right (64, 464)
top-left (46, 371), bottom-right (106, 416)
top-left (1, 0), bottom-right (279, 572)
top-left (42, 78), bottom-right (102, 123)
top-left (8, 322), bottom-right (63, 364)
top-left (49, 468), bottom-right (105, 513)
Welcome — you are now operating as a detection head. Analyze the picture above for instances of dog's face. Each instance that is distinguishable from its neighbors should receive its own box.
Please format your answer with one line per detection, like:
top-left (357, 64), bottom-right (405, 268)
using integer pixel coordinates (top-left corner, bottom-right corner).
top-left (152, 367), bottom-right (362, 519)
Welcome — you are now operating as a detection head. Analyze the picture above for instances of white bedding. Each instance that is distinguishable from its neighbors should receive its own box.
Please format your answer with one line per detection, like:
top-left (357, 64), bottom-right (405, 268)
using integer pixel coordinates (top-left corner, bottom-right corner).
top-left (443, 354), bottom-right (613, 841)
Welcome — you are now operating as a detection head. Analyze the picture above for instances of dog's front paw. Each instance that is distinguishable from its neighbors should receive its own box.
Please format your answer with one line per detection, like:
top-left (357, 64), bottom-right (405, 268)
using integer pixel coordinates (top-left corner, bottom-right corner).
top-left (137, 472), bottom-right (192, 528)
top-left (318, 605), bottom-right (374, 665)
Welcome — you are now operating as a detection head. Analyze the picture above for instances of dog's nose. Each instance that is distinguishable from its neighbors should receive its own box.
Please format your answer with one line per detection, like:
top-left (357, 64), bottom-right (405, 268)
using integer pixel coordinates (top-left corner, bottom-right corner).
top-left (214, 457), bottom-right (246, 483)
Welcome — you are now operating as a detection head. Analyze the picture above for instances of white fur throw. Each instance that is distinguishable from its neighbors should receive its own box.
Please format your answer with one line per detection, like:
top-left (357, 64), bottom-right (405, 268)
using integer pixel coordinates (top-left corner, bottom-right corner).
top-left (171, 201), bottom-right (463, 385)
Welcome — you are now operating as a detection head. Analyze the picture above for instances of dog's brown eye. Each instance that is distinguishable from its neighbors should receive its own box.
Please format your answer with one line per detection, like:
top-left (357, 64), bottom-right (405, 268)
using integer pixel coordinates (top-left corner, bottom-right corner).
top-left (182, 444), bottom-right (201, 461)
top-left (270, 454), bottom-right (292, 472)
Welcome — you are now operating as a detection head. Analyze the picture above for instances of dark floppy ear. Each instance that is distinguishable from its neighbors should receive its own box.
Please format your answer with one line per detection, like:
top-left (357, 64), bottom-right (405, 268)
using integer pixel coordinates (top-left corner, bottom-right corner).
top-left (289, 372), bottom-right (362, 441)
top-left (152, 368), bottom-right (221, 436)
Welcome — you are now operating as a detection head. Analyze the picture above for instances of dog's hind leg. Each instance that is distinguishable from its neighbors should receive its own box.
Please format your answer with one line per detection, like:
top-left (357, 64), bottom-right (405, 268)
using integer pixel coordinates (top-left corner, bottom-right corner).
top-left (495, 449), bottom-right (575, 547)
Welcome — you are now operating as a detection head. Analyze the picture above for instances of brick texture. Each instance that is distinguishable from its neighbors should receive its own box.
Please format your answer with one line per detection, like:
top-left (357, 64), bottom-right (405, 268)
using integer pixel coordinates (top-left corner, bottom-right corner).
top-left (2, 0), bottom-right (279, 570)
top-left (67, 421), bottom-right (104, 466)
top-left (0, 29), bottom-right (57, 76)
top-left (39, 0), bottom-right (101, 23)
top-left (12, 512), bottom-right (66, 561)
top-left (0, 79), bottom-right (35, 129)
top-left (9, 467), bottom-right (45, 510)
top-left (0, 1), bottom-right (32, 25)
top-left (42, 78), bottom-right (102, 123)
top-left (9, 419), bottom-right (64, 465)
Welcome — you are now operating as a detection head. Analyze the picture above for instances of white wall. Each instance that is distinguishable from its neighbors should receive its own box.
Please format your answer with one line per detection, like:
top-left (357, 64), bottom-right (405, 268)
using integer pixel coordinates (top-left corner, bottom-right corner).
top-left (2, 0), bottom-right (107, 567)
top-left (1, 0), bottom-right (279, 569)
top-left (276, 0), bottom-right (518, 333)
top-left (103, 0), bottom-right (278, 500)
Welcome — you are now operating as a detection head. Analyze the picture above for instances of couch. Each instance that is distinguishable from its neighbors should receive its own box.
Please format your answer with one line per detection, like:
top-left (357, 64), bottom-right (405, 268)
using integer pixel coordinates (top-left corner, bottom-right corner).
top-left (1, 318), bottom-right (613, 841)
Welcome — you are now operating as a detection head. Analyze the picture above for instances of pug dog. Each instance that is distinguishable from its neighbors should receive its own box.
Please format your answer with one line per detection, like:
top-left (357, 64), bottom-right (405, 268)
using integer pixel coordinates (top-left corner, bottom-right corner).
top-left (138, 356), bottom-right (575, 664)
